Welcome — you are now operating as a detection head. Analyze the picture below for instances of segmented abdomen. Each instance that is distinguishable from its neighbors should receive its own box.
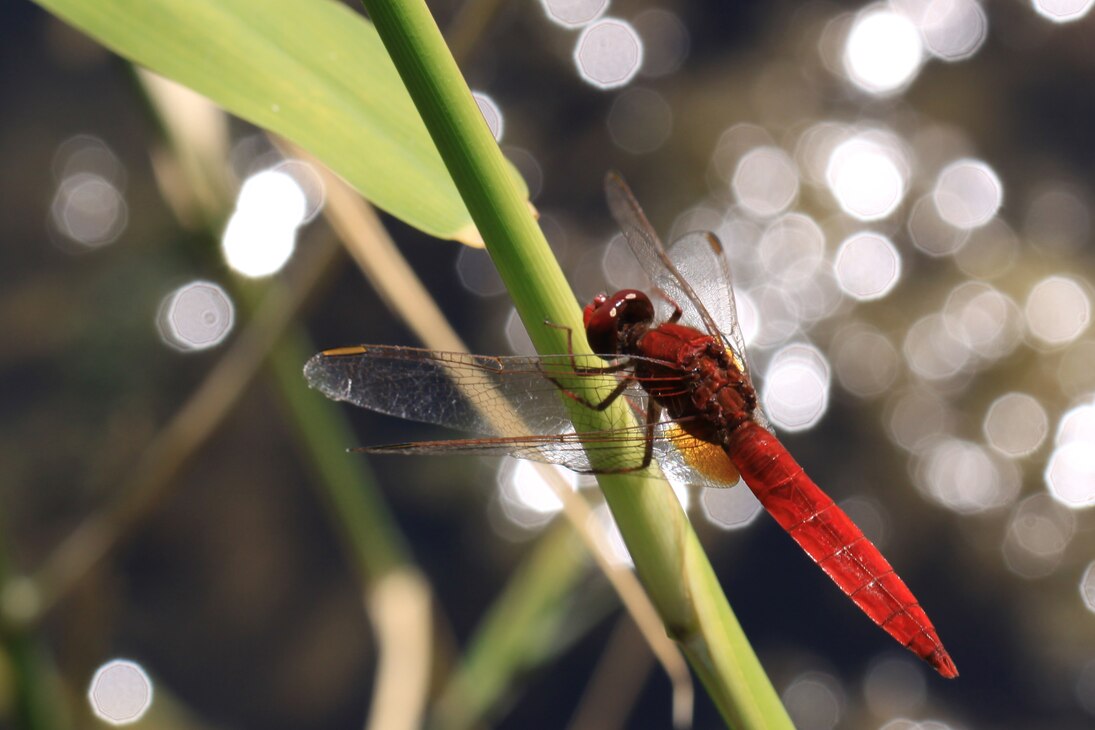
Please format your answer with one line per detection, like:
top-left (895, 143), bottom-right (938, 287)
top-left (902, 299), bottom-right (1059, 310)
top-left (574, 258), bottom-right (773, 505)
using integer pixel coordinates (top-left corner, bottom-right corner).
top-left (726, 421), bottom-right (957, 678)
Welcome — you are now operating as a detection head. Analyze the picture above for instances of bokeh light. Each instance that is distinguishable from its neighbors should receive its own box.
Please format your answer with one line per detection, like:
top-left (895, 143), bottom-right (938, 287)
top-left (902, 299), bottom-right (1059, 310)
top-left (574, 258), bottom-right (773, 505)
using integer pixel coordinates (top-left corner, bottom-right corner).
top-left (795, 122), bottom-right (849, 188)
top-left (983, 392), bottom-right (1048, 458)
top-left (1032, 0), bottom-right (1094, 22)
top-left (1045, 441), bottom-right (1095, 508)
top-left (1056, 401), bottom-right (1095, 446)
top-left (540, 0), bottom-right (608, 28)
top-left (953, 218), bottom-right (1019, 278)
top-left (843, 7), bottom-right (924, 95)
top-left (700, 482), bottom-right (763, 530)
top-left (223, 168), bottom-right (312, 277)
top-left (606, 87), bottom-right (673, 154)
top-left (932, 158), bottom-right (1003, 229)
top-left (221, 210), bottom-right (297, 278)
top-left (590, 502), bottom-right (633, 567)
top-left (710, 123), bottom-right (776, 186)
top-left (732, 146), bottom-right (800, 218)
top-left (632, 8), bottom-right (689, 78)
top-left (600, 232), bottom-right (647, 292)
top-left (831, 324), bottom-right (900, 397)
top-left (1024, 184), bottom-right (1091, 255)
top-left (833, 231), bottom-right (901, 300)
top-left (826, 133), bottom-right (908, 221)
top-left (156, 280), bottom-right (235, 352)
top-left (472, 91), bottom-right (504, 141)
top-left (757, 213), bottom-right (824, 284)
top-left (1001, 493), bottom-right (1075, 578)
top-left (53, 133), bottom-right (126, 186)
top-left (236, 168), bottom-right (308, 227)
top-left (907, 194), bottom-right (970, 257)
top-left (788, 268), bottom-right (842, 324)
top-left (574, 19), bottom-right (643, 89)
top-left (1024, 275), bottom-right (1091, 348)
top-left (915, 0), bottom-right (989, 61)
top-left (888, 387), bottom-right (955, 453)
top-left (503, 146), bottom-right (544, 200)
top-left (496, 459), bottom-right (577, 531)
top-left (904, 313), bottom-right (971, 381)
top-left (782, 671), bottom-right (844, 730)
top-left (748, 284), bottom-right (801, 348)
top-left (879, 720), bottom-right (957, 730)
top-left (267, 159), bottom-right (325, 223)
top-left (915, 438), bottom-right (1020, 513)
top-left (504, 307), bottom-right (536, 356)
top-left (733, 289), bottom-right (761, 348)
top-left (942, 282), bottom-right (1023, 363)
top-left (456, 246), bottom-right (506, 297)
top-left (1080, 561), bottom-right (1095, 613)
top-left (1077, 660), bottom-right (1095, 717)
top-left (49, 171), bottom-right (128, 248)
top-left (763, 343), bottom-right (831, 431)
top-left (87, 659), bottom-right (153, 725)
top-left (863, 655), bottom-right (927, 717)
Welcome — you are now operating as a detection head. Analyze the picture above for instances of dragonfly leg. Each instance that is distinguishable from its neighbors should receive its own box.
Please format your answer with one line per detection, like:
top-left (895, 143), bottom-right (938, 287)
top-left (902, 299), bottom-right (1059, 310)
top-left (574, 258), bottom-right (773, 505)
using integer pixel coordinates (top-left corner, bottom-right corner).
top-left (543, 320), bottom-right (630, 374)
top-left (545, 371), bottom-right (636, 411)
top-left (637, 398), bottom-right (660, 470)
top-left (568, 397), bottom-right (660, 475)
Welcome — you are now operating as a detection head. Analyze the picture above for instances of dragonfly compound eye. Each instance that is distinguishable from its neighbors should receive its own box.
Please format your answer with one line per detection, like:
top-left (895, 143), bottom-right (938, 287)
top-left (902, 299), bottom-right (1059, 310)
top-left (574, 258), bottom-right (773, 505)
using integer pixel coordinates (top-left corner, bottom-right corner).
top-left (584, 289), bottom-right (655, 356)
top-left (582, 293), bottom-right (610, 329)
top-left (613, 290), bottom-right (655, 325)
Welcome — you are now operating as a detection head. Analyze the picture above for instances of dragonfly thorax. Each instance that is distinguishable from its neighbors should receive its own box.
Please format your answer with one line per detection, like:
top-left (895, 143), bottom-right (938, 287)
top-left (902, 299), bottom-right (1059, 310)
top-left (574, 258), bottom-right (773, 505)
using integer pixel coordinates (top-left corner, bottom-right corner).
top-left (583, 289), bottom-right (655, 357)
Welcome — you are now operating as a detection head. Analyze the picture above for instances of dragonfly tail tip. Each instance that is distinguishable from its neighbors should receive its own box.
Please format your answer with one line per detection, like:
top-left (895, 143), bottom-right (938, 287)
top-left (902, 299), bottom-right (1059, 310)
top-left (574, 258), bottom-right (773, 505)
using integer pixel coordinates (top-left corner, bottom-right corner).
top-left (931, 651), bottom-right (959, 679)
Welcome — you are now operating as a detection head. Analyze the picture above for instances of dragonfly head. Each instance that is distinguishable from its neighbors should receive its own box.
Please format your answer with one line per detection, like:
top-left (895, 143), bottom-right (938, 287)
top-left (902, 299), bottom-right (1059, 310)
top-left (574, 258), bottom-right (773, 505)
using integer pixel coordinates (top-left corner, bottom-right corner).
top-left (583, 289), bottom-right (655, 357)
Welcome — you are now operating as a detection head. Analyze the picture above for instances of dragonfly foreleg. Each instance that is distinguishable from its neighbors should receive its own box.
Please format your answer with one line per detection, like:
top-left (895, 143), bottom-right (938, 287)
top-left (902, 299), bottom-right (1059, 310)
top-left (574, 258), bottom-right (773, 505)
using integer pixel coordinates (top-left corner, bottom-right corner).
top-left (544, 370), bottom-right (636, 411)
top-left (543, 320), bottom-right (630, 374)
top-left (539, 322), bottom-right (640, 410)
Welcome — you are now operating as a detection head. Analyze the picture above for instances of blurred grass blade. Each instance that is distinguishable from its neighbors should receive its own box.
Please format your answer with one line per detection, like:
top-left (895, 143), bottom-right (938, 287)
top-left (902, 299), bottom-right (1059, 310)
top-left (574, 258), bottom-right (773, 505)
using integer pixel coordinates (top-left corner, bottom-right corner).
top-left (32, 0), bottom-right (524, 242)
top-left (430, 522), bottom-right (590, 730)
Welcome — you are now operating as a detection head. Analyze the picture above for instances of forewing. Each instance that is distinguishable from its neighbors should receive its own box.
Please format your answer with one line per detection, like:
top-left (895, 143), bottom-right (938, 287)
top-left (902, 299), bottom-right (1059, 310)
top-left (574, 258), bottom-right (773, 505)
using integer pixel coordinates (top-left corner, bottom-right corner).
top-left (605, 173), bottom-right (768, 427)
top-left (604, 172), bottom-right (727, 349)
top-left (305, 346), bottom-right (630, 437)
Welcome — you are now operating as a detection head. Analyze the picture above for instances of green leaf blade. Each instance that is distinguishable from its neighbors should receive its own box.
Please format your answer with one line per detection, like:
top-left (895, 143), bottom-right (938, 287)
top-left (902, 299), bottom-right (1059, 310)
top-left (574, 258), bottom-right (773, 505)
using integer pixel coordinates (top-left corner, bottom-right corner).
top-left (33, 0), bottom-right (511, 241)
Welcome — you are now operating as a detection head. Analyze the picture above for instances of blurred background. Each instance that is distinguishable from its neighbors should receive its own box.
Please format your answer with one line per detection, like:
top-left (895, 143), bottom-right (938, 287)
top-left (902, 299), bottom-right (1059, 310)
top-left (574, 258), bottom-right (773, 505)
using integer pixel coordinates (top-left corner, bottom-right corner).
top-left (4, 0), bottom-right (1095, 728)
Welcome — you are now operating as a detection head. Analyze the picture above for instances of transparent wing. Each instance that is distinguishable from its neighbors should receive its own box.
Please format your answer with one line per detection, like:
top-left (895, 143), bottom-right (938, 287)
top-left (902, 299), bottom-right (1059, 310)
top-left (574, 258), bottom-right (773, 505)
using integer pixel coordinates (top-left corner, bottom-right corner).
top-left (359, 414), bottom-right (741, 488)
top-left (604, 172), bottom-right (767, 426)
top-left (666, 231), bottom-right (753, 379)
top-left (604, 172), bottom-right (727, 349)
top-left (304, 345), bottom-right (743, 487)
top-left (304, 345), bottom-right (638, 437)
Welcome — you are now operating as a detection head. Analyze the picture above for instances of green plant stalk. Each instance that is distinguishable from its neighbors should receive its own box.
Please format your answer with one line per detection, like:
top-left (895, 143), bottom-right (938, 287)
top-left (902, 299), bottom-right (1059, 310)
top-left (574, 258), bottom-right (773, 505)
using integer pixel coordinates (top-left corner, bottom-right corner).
top-left (357, 1), bottom-right (792, 727)
top-left (430, 522), bottom-right (588, 730)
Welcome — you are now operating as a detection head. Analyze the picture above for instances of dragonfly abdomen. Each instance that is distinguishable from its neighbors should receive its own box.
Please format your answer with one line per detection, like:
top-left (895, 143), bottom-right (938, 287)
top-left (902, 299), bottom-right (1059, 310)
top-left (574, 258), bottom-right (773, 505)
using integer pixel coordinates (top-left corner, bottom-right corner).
top-left (725, 421), bottom-right (958, 678)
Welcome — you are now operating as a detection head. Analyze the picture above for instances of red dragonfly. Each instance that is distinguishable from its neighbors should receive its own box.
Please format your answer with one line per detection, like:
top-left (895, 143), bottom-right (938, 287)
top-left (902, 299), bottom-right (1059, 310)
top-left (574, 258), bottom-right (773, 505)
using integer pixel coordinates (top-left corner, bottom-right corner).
top-left (305, 173), bottom-right (957, 678)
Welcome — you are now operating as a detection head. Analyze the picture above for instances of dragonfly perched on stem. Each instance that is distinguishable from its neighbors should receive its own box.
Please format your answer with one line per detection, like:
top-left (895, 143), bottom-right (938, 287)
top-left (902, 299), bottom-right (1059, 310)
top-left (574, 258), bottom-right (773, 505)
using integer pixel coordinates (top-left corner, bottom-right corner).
top-left (305, 172), bottom-right (958, 678)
